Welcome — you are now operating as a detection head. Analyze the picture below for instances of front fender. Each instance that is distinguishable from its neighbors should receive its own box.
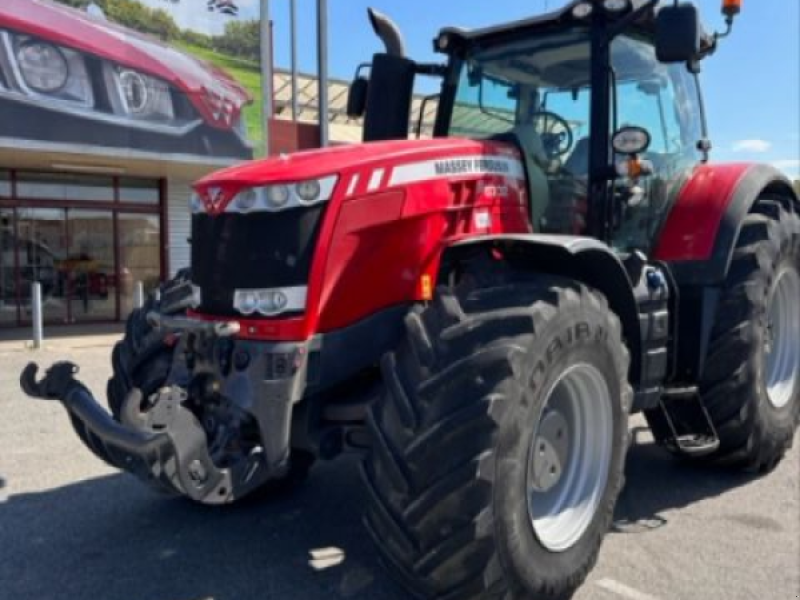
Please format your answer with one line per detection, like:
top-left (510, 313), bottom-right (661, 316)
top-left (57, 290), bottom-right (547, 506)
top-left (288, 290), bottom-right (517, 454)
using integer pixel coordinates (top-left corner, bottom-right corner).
top-left (442, 235), bottom-right (644, 386)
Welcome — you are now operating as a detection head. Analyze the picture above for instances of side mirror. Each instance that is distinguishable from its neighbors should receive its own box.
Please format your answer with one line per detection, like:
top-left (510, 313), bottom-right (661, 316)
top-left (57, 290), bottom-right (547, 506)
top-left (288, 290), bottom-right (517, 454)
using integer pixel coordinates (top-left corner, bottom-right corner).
top-left (612, 126), bottom-right (651, 156)
top-left (655, 3), bottom-right (701, 63)
top-left (347, 76), bottom-right (369, 119)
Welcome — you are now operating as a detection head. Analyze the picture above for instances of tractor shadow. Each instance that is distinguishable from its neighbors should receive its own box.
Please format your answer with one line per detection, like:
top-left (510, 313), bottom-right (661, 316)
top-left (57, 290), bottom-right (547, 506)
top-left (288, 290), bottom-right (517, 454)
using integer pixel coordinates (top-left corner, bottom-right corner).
top-left (611, 426), bottom-right (757, 534)
top-left (0, 430), bottom-right (764, 600)
top-left (0, 457), bottom-right (407, 600)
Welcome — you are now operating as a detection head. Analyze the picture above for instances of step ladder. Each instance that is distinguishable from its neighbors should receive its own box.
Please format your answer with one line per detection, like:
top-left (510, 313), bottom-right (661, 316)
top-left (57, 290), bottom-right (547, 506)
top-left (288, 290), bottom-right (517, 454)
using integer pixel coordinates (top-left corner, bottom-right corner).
top-left (658, 386), bottom-right (720, 458)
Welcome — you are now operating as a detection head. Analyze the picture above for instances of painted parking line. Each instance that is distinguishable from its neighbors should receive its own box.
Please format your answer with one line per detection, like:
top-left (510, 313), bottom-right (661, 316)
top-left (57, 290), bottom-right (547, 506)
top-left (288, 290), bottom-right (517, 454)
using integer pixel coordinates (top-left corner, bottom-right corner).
top-left (596, 578), bottom-right (661, 600)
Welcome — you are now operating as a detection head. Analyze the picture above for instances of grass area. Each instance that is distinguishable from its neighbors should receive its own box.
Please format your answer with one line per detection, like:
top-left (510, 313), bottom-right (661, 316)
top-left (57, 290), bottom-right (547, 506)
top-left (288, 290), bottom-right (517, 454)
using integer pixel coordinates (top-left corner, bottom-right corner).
top-left (175, 42), bottom-right (266, 157)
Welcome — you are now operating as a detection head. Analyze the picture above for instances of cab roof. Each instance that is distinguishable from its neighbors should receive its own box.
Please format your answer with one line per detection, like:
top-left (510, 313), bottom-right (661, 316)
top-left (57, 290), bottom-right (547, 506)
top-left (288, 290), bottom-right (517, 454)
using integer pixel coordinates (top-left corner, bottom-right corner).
top-left (437, 0), bottom-right (664, 51)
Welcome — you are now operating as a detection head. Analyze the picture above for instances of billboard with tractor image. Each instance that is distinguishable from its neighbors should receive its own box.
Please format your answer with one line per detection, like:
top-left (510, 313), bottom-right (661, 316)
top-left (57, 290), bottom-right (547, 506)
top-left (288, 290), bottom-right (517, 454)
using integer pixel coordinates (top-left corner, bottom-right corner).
top-left (0, 0), bottom-right (267, 160)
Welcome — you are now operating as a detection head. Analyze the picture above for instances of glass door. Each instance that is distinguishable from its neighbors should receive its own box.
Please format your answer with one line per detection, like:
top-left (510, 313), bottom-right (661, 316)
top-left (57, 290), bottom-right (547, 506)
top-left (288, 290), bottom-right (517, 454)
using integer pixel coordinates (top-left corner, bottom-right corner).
top-left (66, 210), bottom-right (116, 322)
top-left (17, 208), bottom-right (68, 325)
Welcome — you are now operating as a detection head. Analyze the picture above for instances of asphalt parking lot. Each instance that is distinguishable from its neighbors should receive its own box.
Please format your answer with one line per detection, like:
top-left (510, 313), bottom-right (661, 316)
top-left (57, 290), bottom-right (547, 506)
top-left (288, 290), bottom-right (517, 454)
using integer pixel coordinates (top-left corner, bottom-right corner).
top-left (1, 344), bottom-right (798, 600)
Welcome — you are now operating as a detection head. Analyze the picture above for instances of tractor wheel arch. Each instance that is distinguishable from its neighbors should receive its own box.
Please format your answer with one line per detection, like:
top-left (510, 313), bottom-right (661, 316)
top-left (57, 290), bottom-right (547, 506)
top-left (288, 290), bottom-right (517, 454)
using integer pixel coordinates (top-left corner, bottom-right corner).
top-left (440, 235), bottom-right (644, 386)
top-left (657, 163), bottom-right (799, 286)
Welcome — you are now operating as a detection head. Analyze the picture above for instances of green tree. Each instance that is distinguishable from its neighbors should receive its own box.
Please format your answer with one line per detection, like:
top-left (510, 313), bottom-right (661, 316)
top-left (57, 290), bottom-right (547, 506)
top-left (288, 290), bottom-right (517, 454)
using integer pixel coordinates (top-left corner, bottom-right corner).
top-left (214, 20), bottom-right (260, 63)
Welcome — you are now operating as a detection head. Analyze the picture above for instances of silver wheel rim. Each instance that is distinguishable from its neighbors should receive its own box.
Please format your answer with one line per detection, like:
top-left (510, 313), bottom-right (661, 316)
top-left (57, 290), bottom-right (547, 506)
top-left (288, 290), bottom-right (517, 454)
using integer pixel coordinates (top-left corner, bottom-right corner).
top-left (526, 363), bottom-right (613, 552)
top-left (764, 267), bottom-right (800, 409)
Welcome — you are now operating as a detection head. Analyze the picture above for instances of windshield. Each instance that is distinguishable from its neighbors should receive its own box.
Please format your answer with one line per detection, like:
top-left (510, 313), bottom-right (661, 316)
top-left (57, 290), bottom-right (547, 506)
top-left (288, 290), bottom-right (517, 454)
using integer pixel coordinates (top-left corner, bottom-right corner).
top-left (447, 28), bottom-right (593, 233)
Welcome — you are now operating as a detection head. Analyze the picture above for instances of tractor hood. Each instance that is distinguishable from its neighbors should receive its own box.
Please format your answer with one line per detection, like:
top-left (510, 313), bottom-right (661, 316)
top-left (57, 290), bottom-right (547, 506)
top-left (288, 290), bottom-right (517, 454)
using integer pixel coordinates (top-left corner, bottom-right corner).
top-left (195, 137), bottom-right (522, 211)
top-left (0, 0), bottom-right (251, 130)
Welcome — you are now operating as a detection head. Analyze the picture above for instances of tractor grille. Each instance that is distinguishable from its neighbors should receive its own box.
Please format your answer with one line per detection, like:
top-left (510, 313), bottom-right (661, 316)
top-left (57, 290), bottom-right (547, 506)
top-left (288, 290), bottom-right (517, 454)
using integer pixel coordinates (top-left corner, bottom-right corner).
top-left (191, 207), bottom-right (326, 316)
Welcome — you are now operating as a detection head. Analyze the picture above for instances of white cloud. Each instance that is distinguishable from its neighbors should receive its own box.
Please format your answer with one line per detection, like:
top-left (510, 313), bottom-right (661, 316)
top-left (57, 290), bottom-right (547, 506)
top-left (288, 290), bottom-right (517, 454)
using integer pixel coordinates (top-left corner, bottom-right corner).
top-left (732, 139), bottom-right (772, 153)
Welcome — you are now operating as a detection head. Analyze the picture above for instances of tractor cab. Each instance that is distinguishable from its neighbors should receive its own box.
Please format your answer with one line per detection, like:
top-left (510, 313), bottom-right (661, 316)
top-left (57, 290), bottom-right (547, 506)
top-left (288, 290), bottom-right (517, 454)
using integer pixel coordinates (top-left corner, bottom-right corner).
top-left (351, 0), bottom-right (738, 252)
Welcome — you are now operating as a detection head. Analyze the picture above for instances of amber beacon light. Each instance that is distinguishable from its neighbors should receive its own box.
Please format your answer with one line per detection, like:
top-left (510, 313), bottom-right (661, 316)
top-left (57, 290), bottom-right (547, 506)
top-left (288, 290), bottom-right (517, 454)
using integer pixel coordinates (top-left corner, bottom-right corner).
top-left (722, 0), bottom-right (742, 17)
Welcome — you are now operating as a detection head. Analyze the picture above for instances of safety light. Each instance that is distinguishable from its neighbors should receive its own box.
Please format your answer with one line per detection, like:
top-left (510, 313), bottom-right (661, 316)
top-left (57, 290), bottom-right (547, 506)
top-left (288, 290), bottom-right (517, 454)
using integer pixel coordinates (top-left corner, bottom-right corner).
top-left (722, 0), bottom-right (742, 17)
top-left (16, 41), bottom-right (69, 93)
top-left (572, 2), bottom-right (593, 19)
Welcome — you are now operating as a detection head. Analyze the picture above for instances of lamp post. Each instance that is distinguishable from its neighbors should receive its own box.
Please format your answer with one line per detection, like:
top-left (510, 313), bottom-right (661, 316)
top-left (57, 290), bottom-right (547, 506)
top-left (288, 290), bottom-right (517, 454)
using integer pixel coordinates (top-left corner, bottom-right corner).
top-left (317, 0), bottom-right (329, 147)
top-left (260, 0), bottom-right (273, 155)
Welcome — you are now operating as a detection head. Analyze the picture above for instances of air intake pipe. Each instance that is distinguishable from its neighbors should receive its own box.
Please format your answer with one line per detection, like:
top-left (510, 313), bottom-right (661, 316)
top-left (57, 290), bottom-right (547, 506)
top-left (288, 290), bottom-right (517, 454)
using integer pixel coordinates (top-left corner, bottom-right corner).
top-left (368, 8), bottom-right (406, 57)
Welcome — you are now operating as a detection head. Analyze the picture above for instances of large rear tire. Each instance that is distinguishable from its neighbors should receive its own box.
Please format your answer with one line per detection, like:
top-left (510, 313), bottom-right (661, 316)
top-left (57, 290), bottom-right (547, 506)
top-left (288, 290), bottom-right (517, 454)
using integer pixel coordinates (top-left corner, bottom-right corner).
top-left (646, 197), bottom-right (800, 472)
top-left (362, 270), bottom-right (631, 599)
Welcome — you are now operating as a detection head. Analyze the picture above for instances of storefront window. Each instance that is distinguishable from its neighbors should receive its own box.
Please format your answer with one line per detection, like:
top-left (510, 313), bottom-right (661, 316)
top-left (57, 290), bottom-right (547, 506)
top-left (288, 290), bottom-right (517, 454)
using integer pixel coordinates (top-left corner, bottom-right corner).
top-left (119, 178), bottom-right (160, 205)
top-left (67, 210), bottom-right (116, 322)
top-left (17, 172), bottom-right (114, 202)
top-left (0, 171), bottom-right (10, 197)
top-left (17, 208), bottom-right (68, 325)
top-left (0, 209), bottom-right (16, 325)
top-left (119, 213), bottom-right (161, 319)
top-left (0, 170), bottom-right (164, 327)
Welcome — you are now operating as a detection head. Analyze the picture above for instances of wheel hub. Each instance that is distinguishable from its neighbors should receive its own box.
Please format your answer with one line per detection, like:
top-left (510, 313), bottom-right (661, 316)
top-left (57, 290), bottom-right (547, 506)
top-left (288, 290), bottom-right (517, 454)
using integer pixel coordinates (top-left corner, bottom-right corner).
top-left (529, 411), bottom-right (570, 493)
top-left (764, 267), bottom-right (800, 410)
top-left (526, 363), bottom-right (613, 553)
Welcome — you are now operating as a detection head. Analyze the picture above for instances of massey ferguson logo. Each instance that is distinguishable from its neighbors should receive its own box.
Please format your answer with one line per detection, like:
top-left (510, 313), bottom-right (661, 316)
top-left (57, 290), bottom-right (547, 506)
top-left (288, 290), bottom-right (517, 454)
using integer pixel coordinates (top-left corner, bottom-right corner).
top-left (206, 187), bottom-right (226, 209)
top-left (434, 158), bottom-right (512, 176)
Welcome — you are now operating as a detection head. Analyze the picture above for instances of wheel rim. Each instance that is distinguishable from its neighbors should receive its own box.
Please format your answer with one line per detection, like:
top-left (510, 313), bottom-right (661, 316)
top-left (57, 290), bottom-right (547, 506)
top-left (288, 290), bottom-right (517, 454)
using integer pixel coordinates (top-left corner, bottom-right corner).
top-left (764, 267), bottom-right (800, 409)
top-left (526, 363), bottom-right (613, 553)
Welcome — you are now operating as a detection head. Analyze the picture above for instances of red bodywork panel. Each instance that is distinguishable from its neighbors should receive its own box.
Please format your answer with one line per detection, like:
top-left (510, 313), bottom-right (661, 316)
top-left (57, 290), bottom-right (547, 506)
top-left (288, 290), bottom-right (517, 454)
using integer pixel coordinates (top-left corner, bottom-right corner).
top-left (654, 163), bottom-right (753, 261)
top-left (194, 138), bottom-right (532, 341)
top-left (0, 0), bottom-right (251, 130)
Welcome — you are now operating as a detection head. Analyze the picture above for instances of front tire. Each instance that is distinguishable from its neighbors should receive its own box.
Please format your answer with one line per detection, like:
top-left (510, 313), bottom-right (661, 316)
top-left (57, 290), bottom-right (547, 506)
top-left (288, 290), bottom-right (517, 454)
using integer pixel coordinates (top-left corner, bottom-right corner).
top-left (363, 271), bottom-right (631, 599)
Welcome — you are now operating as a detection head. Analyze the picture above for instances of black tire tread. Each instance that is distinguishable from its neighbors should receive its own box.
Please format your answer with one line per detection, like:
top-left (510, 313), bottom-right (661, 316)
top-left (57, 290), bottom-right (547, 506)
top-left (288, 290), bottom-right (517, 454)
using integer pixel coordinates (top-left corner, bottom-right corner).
top-left (363, 270), bottom-right (631, 599)
top-left (647, 196), bottom-right (800, 472)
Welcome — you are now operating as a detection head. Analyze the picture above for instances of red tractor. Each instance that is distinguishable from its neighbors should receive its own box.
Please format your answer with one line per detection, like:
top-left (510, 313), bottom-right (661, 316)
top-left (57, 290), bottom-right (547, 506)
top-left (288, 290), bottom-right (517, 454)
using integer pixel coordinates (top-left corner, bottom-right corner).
top-left (23, 1), bottom-right (799, 598)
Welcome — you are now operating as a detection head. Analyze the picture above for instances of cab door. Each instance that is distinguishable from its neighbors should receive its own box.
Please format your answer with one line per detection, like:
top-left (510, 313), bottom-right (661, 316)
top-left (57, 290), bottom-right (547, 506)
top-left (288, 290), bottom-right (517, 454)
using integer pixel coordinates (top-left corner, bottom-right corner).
top-left (608, 35), bottom-right (706, 254)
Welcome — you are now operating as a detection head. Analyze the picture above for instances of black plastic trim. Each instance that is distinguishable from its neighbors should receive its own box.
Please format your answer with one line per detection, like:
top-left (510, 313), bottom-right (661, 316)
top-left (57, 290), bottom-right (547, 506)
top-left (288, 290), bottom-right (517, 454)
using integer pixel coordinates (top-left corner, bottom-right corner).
top-left (445, 235), bottom-right (644, 386)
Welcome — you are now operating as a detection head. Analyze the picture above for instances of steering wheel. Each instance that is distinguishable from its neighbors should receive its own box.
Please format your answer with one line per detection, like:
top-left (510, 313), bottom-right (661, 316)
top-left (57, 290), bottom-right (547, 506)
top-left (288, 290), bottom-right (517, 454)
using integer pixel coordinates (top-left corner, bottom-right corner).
top-left (532, 111), bottom-right (574, 159)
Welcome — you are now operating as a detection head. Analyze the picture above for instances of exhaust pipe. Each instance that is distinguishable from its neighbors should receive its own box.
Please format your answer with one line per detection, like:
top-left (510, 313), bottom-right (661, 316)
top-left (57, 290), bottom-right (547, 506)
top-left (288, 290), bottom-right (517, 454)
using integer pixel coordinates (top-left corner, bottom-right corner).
top-left (368, 8), bottom-right (406, 57)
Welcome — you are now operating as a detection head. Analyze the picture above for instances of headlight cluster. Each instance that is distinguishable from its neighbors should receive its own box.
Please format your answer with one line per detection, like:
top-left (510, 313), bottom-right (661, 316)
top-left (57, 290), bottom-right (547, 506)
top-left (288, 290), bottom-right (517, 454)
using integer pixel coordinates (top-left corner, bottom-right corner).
top-left (0, 30), bottom-right (202, 135)
top-left (225, 176), bottom-right (338, 214)
top-left (106, 66), bottom-right (175, 121)
top-left (6, 35), bottom-right (93, 106)
top-left (233, 286), bottom-right (307, 317)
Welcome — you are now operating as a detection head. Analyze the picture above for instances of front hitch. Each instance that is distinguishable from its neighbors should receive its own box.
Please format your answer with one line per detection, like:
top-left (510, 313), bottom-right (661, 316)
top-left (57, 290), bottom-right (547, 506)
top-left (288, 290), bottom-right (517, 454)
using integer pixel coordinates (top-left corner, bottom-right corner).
top-left (20, 362), bottom-right (271, 504)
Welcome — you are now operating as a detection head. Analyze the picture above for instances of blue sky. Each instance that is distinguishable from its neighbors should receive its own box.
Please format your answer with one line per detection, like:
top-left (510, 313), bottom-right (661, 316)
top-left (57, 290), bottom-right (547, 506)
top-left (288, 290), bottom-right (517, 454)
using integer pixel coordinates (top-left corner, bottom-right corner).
top-left (143, 0), bottom-right (800, 178)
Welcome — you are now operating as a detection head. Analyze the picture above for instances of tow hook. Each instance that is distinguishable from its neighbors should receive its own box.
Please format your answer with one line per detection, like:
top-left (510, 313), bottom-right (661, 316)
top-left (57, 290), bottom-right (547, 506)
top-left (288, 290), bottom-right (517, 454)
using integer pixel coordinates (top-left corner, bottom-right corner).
top-left (20, 362), bottom-right (269, 504)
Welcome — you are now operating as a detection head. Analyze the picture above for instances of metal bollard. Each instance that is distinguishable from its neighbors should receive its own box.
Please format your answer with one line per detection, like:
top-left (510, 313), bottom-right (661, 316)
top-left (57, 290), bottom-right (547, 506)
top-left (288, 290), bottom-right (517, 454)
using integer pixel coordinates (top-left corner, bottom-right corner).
top-left (134, 281), bottom-right (145, 310)
top-left (31, 282), bottom-right (43, 350)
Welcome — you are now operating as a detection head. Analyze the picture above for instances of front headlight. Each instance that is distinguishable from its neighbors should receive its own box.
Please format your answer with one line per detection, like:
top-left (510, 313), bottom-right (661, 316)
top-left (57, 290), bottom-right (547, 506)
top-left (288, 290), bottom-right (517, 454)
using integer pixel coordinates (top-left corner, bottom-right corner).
top-left (234, 286), bottom-right (307, 317)
top-left (16, 41), bottom-right (68, 93)
top-left (5, 34), bottom-right (93, 106)
top-left (106, 65), bottom-right (174, 120)
top-left (225, 176), bottom-right (338, 214)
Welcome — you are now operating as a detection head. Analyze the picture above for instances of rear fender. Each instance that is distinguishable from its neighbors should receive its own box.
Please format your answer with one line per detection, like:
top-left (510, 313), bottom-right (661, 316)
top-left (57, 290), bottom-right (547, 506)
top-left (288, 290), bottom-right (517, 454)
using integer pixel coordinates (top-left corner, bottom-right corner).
top-left (655, 163), bottom-right (798, 381)
top-left (655, 163), bottom-right (799, 285)
top-left (441, 235), bottom-right (644, 386)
